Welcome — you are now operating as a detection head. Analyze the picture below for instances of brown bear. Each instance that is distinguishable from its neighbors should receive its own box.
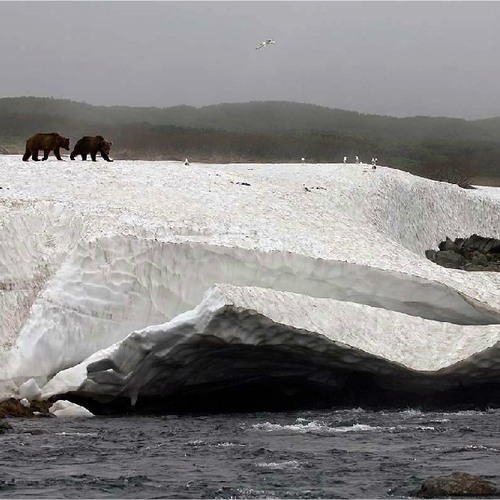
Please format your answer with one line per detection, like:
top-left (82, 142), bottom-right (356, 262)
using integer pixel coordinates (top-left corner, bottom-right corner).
top-left (70, 136), bottom-right (113, 162)
top-left (22, 133), bottom-right (70, 161)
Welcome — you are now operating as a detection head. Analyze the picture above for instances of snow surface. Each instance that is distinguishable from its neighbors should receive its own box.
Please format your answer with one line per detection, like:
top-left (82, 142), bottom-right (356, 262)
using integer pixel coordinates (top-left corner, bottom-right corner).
top-left (48, 399), bottom-right (94, 418)
top-left (0, 155), bottom-right (499, 402)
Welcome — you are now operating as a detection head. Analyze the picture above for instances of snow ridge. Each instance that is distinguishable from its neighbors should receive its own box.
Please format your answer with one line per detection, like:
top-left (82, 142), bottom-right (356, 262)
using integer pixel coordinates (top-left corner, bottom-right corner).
top-left (0, 157), bottom-right (498, 404)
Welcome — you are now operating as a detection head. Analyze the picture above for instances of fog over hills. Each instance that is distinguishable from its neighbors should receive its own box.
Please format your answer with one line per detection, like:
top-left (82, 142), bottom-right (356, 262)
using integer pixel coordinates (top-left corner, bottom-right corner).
top-left (3, 2), bottom-right (500, 119)
top-left (4, 97), bottom-right (500, 138)
top-left (1, 97), bottom-right (499, 182)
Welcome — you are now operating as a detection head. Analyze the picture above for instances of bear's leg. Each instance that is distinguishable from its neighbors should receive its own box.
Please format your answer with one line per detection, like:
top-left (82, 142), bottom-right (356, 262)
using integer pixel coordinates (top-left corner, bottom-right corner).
top-left (41, 149), bottom-right (51, 161)
top-left (91, 152), bottom-right (97, 162)
top-left (32, 149), bottom-right (40, 161)
top-left (82, 153), bottom-right (88, 161)
top-left (54, 148), bottom-right (63, 161)
top-left (101, 152), bottom-right (113, 162)
top-left (22, 148), bottom-right (31, 161)
top-left (70, 150), bottom-right (77, 160)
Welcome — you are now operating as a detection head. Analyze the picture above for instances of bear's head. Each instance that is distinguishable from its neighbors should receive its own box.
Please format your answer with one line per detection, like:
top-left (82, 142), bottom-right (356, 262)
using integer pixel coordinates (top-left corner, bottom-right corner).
top-left (100, 139), bottom-right (112, 155)
top-left (59, 136), bottom-right (70, 150)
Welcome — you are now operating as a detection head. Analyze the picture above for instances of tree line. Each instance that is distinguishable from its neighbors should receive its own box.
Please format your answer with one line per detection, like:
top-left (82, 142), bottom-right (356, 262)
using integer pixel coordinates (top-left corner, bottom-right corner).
top-left (0, 97), bottom-right (499, 184)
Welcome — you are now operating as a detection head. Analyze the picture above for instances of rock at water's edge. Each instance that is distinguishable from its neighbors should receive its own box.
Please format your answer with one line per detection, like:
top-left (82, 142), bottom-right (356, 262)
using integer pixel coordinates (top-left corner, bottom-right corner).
top-left (416, 472), bottom-right (499, 498)
top-left (0, 420), bottom-right (13, 433)
top-left (0, 398), bottom-right (51, 418)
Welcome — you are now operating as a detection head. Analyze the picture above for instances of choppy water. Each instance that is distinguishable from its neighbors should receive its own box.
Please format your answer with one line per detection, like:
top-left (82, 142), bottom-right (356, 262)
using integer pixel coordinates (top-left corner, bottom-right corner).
top-left (1, 408), bottom-right (499, 498)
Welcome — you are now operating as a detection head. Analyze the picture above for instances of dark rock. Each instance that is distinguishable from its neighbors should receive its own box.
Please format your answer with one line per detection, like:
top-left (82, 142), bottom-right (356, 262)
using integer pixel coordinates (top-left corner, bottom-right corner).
top-left (425, 249), bottom-right (437, 262)
top-left (427, 234), bottom-right (500, 271)
top-left (439, 236), bottom-right (457, 252)
top-left (0, 398), bottom-right (51, 418)
top-left (469, 251), bottom-right (488, 266)
top-left (0, 420), bottom-right (13, 433)
top-left (416, 472), bottom-right (498, 498)
top-left (465, 262), bottom-right (500, 272)
top-left (434, 250), bottom-right (467, 269)
top-left (457, 234), bottom-right (500, 254)
top-left (465, 264), bottom-right (487, 272)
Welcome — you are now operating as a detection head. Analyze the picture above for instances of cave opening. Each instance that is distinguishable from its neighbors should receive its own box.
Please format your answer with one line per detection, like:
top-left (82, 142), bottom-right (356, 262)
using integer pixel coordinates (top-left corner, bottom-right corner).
top-left (60, 343), bottom-right (500, 416)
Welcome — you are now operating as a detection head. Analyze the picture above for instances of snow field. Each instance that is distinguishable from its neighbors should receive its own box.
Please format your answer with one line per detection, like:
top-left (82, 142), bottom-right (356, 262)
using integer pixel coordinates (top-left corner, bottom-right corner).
top-left (0, 156), bottom-right (499, 401)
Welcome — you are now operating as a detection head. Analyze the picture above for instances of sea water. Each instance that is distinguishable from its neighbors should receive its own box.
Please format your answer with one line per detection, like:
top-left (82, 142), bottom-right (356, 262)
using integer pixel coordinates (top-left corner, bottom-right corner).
top-left (1, 408), bottom-right (499, 498)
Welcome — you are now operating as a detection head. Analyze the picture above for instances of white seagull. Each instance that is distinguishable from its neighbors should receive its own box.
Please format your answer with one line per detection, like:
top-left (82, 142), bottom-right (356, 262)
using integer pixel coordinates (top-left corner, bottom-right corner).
top-left (256, 39), bottom-right (276, 50)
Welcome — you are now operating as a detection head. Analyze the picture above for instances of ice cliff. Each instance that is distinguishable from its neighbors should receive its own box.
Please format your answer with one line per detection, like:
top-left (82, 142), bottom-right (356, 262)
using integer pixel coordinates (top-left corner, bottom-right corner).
top-left (0, 157), bottom-right (499, 410)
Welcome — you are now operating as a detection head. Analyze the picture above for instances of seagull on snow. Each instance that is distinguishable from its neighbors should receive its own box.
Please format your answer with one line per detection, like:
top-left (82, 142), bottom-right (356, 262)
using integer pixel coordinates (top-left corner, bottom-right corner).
top-left (256, 39), bottom-right (276, 50)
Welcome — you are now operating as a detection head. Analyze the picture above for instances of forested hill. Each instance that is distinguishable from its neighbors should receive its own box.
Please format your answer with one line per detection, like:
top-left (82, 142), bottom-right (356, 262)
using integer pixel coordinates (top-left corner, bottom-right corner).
top-left (3, 97), bottom-right (500, 139)
top-left (1, 97), bottom-right (499, 182)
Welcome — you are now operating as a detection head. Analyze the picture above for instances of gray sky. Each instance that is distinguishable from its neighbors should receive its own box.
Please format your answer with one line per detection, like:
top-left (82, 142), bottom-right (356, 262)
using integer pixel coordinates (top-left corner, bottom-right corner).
top-left (1, 1), bottom-right (499, 119)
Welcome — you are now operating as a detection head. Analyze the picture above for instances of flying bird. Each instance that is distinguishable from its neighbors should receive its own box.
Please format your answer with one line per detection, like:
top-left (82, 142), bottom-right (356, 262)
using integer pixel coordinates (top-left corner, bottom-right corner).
top-left (256, 39), bottom-right (276, 50)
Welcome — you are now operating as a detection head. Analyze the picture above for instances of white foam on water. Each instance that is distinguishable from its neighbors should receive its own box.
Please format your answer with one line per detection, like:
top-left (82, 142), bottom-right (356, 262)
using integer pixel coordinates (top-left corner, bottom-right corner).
top-left (252, 421), bottom-right (389, 434)
top-left (255, 460), bottom-right (302, 470)
top-left (55, 432), bottom-right (99, 437)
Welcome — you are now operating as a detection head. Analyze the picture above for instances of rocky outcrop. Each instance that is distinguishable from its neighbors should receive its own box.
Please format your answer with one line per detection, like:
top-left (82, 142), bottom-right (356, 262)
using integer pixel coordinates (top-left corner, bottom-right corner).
top-left (426, 234), bottom-right (500, 271)
top-left (0, 146), bottom-right (8, 155)
top-left (0, 398), bottom-right (51, 418)
top-left (416, 472), bottom-right (499, 498)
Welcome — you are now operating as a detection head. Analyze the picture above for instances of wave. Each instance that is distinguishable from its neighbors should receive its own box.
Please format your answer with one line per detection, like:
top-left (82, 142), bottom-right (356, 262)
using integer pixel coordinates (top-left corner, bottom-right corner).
top-left (250, 421), bottom-right (438, 434)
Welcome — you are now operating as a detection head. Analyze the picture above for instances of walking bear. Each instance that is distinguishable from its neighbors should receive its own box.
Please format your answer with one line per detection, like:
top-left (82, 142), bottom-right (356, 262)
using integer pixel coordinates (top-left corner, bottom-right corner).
top-left (22, 133), bottom-right (70, 161)
top-left (70, 136), bottom-right (113, 162)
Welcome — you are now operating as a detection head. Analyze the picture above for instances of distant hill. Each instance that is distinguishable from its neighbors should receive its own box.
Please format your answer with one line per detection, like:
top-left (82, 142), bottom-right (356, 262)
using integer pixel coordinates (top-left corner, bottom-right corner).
top-left (1, 97), bottom-right (499, 183)
top-left (4, 97), bottom-right (500, 139)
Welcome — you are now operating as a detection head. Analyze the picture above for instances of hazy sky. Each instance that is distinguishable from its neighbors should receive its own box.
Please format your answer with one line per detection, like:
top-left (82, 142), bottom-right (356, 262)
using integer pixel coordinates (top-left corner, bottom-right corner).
top-left (1, 1), bottom-right (499, 119)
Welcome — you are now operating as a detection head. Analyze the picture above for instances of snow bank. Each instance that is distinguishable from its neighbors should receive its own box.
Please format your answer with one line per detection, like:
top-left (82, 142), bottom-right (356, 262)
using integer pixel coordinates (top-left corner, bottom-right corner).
top-left (0, 156), bottom-right (499, 404)
top-left (49, 400), bottom-right (94, 418)
top-left (42, 284), bottom-right (500, 404)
